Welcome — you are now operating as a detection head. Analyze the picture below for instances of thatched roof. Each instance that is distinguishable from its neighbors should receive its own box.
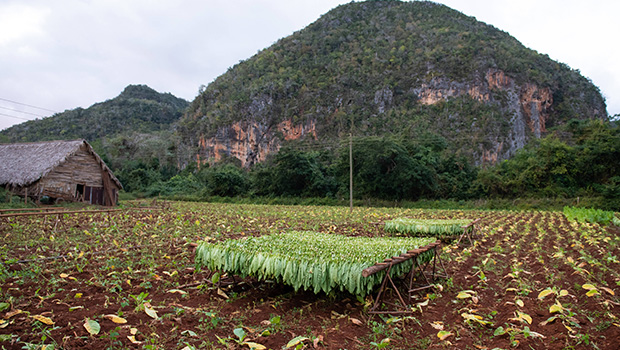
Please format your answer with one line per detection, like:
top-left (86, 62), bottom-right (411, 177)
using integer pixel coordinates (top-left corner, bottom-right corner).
top-left (0, 140), bottom-right (122, 188)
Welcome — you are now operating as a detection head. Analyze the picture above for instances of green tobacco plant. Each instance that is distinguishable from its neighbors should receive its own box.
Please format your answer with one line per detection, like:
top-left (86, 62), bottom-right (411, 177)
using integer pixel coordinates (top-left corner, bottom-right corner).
top-left (563, 206), bottom-right (615, 225)
top-left (195, 231), bottom-right (436, 297)
top-left (130, 292), bottom-right (150, 312)
top-left (384, 218), bottom-right (471, 237)
top-left (216, 328), bottom-right (266, 350)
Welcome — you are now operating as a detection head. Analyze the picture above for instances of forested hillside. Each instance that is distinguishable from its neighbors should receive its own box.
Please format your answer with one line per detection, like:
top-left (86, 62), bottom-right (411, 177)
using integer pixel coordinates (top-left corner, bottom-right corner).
top-left (180, 0), bottom-right (606, 168)
top-left (0, 84), bottom-right (188, 143)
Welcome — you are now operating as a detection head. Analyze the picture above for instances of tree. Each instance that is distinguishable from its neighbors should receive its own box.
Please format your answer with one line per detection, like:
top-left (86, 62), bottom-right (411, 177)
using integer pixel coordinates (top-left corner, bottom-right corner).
top-left (251, 147), bottom-right (336, 197)
top-left (203, 164), bottom-right (250, 197)
top-left (336, 137), bottom-right (437, 200)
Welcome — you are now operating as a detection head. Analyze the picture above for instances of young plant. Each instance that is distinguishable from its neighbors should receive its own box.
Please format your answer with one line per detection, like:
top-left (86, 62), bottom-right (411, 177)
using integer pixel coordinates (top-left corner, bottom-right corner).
top-left (216, 328), bottom-right (266, 350)
top-left (130, 292), bottom-right (150, 312)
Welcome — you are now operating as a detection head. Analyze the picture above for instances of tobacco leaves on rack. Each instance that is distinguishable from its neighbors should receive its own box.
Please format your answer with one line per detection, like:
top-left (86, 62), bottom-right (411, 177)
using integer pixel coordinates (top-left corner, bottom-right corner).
top-left (384, 218), bottom-right (471, 237)
top-left (195, 231), bottom-right (435, 297)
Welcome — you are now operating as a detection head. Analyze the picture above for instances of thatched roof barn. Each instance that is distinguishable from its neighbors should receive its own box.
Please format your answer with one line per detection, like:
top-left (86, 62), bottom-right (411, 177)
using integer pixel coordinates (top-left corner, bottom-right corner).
top-left (0, 140), bottom-right (122, 206)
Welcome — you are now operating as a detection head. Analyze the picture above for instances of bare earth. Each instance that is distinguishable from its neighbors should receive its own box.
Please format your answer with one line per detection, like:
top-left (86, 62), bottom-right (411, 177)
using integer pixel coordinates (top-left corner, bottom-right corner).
top-left (1, 202), bottom-right (618, 349)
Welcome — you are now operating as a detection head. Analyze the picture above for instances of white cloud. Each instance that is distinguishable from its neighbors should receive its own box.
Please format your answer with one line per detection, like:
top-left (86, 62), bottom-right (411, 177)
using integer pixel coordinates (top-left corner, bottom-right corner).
top-left (0, 3), bottom-right (49, 46)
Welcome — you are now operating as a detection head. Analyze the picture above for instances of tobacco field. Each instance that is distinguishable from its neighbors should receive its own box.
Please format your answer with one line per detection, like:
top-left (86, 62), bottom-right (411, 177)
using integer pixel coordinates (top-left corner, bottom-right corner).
top-left (0, 201), bottom-right (619, 349)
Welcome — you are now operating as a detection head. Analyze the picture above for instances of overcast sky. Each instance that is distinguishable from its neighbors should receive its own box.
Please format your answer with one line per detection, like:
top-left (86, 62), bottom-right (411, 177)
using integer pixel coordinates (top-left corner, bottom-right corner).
top-left (1, 0), bottom-right (618, 131)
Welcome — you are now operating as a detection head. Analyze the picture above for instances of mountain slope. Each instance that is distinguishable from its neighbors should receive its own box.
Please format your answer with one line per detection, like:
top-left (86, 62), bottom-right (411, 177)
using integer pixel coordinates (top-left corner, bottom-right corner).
top-left (0, 85), bottom-right (189, 143)
top-left (179, 0), bottom-right (606, 167)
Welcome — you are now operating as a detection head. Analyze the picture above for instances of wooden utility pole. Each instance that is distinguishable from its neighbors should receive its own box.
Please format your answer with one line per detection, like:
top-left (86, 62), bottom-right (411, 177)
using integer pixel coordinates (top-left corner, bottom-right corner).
top-left (349, 113), bottom-right (353, 213)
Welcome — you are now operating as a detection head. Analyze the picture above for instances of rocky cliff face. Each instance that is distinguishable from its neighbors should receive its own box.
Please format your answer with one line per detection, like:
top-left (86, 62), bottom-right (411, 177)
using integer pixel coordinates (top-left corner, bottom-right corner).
top-left (413, 68), bottom-right (553, 163)
top-left (196, 68), bottom-right (555, 167)
top-left (197, 118), bottom-right (317, 167)
top-left (191, 67), bottom-right (584, 167)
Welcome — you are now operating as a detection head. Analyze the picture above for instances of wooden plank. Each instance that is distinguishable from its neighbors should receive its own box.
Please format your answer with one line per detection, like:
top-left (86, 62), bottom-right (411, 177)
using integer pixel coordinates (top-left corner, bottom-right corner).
top-left (0, 209), bottom-right (123, 218)
top-left (0, 207), bottom-right (65, 213)
top-left (362, 240), bottom-right (440, 277)
top-left (0, 207), bottom-right (162, 218)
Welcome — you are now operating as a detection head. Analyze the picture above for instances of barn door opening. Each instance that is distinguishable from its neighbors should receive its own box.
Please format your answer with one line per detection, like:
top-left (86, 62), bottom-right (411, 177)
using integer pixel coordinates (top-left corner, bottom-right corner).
top-left (83, 186), bottom-right (105, 205)
top-left (76, 184), bottom-right (85, 201)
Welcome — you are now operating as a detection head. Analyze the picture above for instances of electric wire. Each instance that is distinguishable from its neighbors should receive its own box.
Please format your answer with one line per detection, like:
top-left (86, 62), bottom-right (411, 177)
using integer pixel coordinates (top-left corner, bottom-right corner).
top-left (0, 105), bottom-right (47, 118)
top-left (0, 97), bottom-right (58, 113)
top-left (0, 112), bottom-right (32, 121)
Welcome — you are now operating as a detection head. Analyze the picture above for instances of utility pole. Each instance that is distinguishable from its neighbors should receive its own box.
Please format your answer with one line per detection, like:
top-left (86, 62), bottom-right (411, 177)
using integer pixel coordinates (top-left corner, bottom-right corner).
top-left (349, 113), bottom-right (353, 214)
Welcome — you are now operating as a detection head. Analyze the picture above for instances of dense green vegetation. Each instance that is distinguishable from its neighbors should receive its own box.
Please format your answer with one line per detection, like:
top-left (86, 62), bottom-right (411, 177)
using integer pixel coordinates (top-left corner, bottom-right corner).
top-left (0, 84), bottom-right (188, 146)
top-left (122, 119), bottom-right (618, 211)
top-left (472, 119), bottom-right (619, 208)
top-left (563, 206), bottom-right (618, 226)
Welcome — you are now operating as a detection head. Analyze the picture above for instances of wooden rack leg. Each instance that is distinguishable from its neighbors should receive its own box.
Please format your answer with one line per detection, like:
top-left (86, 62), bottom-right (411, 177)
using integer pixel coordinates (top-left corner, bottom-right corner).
top-left (370, 265), bottom-right (392, 313)
top-left (53, 214), bottom-right (62, 232)
top-left (458, 221), bottom-right (479, 246)
top-left (369, 265), bottom-right (411, 314)
top-left (432, 246), bottom-right (449, 280)
top-left (408, 256), bottom-right (434, 294)
top-left (408, 247), bottom-right (449, 295)
top-left (365, 241), bottom-right (450, 315)
top-left (457, 226), bottom-right (471, 246)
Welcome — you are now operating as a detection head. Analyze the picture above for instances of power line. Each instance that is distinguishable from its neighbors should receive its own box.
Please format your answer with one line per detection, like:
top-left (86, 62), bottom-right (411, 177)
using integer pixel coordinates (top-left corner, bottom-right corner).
top-left (0, 106), bottom-right (46, 118)
top-left (0, 112), bottom-right (31, 121)
top-left (0, 97), bottom-right (58, 113)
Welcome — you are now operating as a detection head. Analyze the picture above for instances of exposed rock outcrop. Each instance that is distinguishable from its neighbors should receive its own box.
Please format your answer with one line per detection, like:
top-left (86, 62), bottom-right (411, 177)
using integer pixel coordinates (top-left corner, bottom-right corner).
top-left (412, 68), bottom-right (553, 163)
top-left (197, 118), bottom-right (317, 167)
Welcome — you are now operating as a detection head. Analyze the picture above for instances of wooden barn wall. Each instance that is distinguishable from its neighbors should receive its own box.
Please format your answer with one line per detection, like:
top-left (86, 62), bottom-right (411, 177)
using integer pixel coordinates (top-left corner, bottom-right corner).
top-left (37, 145), bottom-right (105, 199)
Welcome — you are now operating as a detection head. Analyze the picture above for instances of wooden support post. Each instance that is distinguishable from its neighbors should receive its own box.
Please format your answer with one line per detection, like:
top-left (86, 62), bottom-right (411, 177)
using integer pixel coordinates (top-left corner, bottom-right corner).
top-left (349, 119), bottom-right (353, 214)
top-left (53, 214), bottom-right (62, 232)
top-left (365, 241), bottom-right (448, 315)
top-left (457, 218), bottom-right (480, 246)
top-left (369, 264), bottom-right (411, 315)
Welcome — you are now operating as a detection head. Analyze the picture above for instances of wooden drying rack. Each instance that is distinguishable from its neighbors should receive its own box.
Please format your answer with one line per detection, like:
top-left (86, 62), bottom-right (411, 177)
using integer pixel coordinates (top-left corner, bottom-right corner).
top-left (362, 240), bottom-right (447, 315)
top-left (362, 218), bottom-right (481, 314)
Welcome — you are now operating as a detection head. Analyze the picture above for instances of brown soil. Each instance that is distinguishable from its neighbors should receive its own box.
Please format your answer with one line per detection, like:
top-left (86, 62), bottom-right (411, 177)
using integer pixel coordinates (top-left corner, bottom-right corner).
top-left (0, 206), bottom-right (619, 349)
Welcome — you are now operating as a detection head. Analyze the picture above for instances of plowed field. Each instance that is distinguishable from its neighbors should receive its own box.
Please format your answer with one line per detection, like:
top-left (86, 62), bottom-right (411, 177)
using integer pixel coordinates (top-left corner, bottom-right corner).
top-left (1, 202), bottom-right (618, 349)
